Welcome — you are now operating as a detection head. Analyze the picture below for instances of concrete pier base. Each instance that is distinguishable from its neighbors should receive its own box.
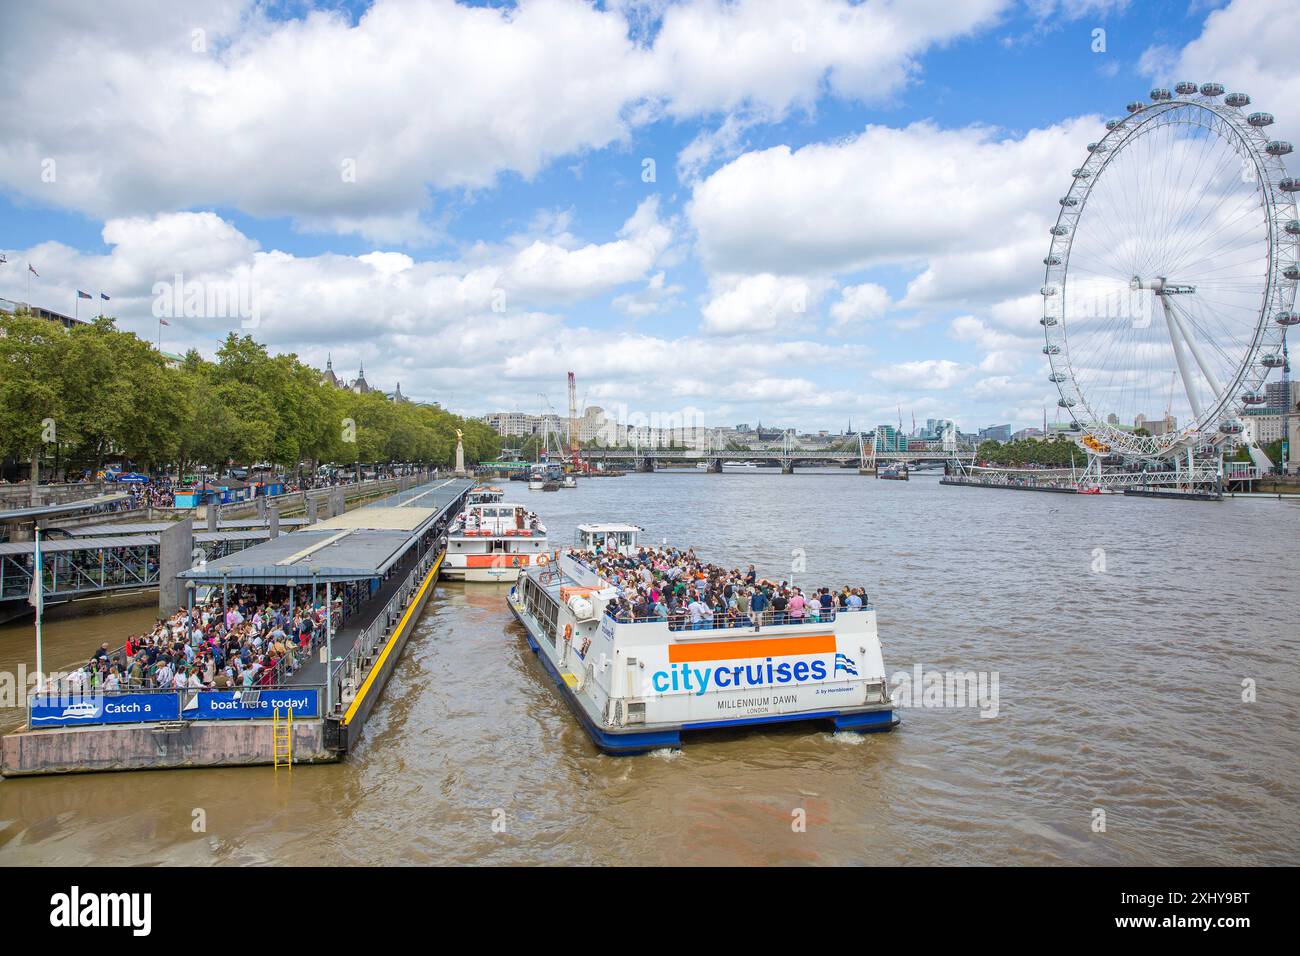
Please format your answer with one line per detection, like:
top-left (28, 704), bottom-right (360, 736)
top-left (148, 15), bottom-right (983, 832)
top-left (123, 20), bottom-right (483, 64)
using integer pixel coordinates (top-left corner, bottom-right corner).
top-left (781, 461), bottom-right (795, 474)
top-left (2, 718), bottom-right (337, 777)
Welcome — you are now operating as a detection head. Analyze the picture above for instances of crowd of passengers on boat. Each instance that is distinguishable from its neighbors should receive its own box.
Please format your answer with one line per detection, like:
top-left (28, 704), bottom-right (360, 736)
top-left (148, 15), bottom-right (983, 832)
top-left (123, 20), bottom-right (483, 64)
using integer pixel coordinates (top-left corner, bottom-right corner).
top-left (569, 545), bottom-right (869, 630)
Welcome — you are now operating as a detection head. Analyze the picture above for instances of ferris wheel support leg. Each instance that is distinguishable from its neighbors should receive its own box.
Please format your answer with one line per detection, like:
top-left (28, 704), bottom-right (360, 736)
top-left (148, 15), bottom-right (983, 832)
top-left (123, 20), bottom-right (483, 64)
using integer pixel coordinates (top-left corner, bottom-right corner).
top-left (1164, 297), bottom-right (1223, 398)
top-left (1161, 296), bottom-right (1205, 420)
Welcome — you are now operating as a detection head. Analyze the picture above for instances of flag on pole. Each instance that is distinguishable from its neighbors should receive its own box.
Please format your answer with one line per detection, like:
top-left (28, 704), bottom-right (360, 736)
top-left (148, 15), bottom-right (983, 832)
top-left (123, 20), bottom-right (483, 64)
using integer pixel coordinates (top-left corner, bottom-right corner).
top-left (77, 290), bottom-right (92, 299)
top-left (28, 263), bottom-right (38, 277)
top-left (28, 530), bottom-right (42, 615)
top-left (100, 293), bottom-right (110, 301)
top-left (159, 318), bottom-right (170, 326)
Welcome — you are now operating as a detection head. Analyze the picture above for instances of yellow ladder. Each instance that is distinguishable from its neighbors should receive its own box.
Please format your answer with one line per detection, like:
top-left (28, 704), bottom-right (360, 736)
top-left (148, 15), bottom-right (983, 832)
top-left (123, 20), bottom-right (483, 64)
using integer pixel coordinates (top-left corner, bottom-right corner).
top-left (273, 707), bottom-right (293, 770)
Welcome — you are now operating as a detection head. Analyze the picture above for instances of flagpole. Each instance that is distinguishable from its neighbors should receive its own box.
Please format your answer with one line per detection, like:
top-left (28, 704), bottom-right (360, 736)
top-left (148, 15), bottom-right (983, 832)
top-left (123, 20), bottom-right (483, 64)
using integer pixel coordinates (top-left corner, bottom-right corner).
top-left (33, 527), bottom-right (43, 684)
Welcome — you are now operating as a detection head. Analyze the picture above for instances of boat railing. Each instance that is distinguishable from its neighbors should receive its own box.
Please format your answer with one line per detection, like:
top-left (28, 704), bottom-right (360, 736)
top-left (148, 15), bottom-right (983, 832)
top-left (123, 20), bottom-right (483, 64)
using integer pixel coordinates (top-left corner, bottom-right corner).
top-left (602, 604), bottom-right (871, 630)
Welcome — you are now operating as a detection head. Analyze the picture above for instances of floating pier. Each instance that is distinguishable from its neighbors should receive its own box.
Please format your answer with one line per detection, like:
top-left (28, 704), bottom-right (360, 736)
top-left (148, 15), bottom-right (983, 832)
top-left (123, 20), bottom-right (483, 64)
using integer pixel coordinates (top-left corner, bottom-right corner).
top-left (1, 478), bottom-right (474, 777)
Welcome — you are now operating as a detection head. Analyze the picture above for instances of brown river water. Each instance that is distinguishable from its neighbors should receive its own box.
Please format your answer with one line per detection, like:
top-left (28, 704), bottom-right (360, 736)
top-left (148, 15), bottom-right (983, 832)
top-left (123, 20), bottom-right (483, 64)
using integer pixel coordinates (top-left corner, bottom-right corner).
top-left (0, 470), bottom-right (1297, 865)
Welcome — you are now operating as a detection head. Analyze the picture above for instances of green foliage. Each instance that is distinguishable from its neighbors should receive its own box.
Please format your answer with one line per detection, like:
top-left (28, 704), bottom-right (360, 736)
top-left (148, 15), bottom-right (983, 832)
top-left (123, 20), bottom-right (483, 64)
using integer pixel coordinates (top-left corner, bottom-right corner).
top-left (976, 436), bottom-right (1081, 468)
top-left (0, 316), bottom-right (499, 474)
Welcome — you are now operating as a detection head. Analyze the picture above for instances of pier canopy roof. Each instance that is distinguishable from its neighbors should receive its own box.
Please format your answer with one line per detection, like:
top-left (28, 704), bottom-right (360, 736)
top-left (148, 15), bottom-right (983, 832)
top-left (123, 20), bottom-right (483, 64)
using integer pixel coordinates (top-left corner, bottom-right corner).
top-left (0, 528), bottom-right (271, 557)
top-left (176, 528), bottom-right (418, 585)
top-left (0, 492), bottom-right (131, 523)
top-left (176, 477), bottom-right (474, 585)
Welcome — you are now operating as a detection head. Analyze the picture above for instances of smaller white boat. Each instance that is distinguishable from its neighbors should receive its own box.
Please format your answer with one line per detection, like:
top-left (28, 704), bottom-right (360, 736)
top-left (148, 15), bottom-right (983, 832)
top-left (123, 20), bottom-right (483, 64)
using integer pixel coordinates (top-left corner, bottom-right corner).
top-left (443, 502), bottom-right (549, 582)
top-left (528, 470), bottom-right (545, 491)
top-left (723, 461), bottom-right (760, 471)
top-left (560, 474), bottom-right (577, 488)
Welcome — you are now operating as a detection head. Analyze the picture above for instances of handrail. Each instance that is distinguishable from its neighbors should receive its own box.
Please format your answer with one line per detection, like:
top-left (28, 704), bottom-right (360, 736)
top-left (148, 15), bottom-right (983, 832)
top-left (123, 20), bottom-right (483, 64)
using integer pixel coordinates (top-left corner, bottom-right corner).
top-left (601, 605), bottom-right (871, 630)
top-left (326, 540), bottom-right (444, 715)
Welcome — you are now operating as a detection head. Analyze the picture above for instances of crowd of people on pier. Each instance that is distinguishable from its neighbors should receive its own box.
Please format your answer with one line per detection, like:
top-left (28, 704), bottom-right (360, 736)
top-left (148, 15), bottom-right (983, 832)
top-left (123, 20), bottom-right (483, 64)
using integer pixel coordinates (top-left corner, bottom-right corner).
top-left (124, 481), bottom-right (176, 508)
top-left (572, 544), bottom-right (868, 630)
top-left (57, 586), bottom-right (338, 695)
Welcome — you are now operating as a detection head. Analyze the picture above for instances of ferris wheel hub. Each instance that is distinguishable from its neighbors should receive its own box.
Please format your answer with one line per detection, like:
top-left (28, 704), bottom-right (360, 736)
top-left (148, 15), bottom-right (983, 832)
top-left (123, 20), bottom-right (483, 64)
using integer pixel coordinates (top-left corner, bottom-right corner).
top-left (1130, 275), bottom-right (1195, 294)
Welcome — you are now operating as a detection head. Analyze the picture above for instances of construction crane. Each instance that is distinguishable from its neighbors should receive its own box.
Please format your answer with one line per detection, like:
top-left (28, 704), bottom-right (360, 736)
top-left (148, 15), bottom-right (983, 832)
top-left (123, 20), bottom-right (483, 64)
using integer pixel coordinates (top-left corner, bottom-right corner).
top-left (567, 371), bottom-right (582, 473)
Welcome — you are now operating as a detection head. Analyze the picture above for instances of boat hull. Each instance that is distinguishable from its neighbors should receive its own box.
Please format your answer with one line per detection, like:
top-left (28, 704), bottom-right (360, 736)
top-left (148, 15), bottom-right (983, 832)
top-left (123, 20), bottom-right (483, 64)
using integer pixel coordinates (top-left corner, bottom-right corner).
top-left (443, 565), bottom-right (524, 583)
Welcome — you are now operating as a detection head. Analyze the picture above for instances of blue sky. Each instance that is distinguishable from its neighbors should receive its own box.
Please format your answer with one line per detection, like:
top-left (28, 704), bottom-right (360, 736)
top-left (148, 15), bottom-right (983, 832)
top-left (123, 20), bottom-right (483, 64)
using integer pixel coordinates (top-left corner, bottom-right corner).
top-left (1, 0), bottom-right (1294, 434)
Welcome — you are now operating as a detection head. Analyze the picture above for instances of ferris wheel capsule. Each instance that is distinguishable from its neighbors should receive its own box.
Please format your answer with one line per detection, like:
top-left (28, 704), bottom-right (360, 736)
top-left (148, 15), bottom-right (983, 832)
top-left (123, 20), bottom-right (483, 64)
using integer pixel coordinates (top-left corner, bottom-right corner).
top-left (1240, 391), bottom-right (1267, 405)
top-left (1218, 419), bottom-right (1244, 435)
top-left (1200, 83), bottom-right (1225, 97)
top-left (1275, 310), bottom-right (1300, 326)
top-left (1043, 345), bottom-right (1061, 355)
top-left (1126, 101), bottom-right (1146, 113)
top-left (1175, 81), bottom-right (1199, 96)
top-left (1072, 168), bottom-right (1093, 179)
top-left (1051, 224), bottom-right (1070, 236)
top-left (1040, 315), bottom-right (1059, 326)
top-left (1287, 220), bottom-right (1300, 235)
top-left (1150, 88), bottom-right (1172, 102)
top-left (1041, 285), bottom-right (1059, 296)
top-left (1225, 92), bottom-right (1251, 108)
top-left (1281, 179), bottom-right (1300, 193)
top-left (1058, 398), bottom-right (1077, 408)
top-left (1087, 142), bottom-right (1108, 153)
top-left (1105, 119), bottom-right (1124, 131)
top-left (1266, 141), bottom-right (1293, 156)
top-left (1059, 196), bottom-right (1079, 207)
top-left (1048, 371), bottom-right (1067, 383)
top-left (1248, 112), bottom-right (1274, 126)
top-left (1044, 254), bottom-right (1062, 265)
top-left (1283, 264), bottom-right (1300, 281)
top-left (1262, 353), bottom-right (1286, 368)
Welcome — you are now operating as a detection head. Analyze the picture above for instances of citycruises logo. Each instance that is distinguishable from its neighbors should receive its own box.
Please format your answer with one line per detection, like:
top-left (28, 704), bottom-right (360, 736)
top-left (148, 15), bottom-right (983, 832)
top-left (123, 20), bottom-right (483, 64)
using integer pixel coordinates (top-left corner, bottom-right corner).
top-left (650, 634), bottom-right (837, 696)
top-left (49, 886), bottom-right (152, 936)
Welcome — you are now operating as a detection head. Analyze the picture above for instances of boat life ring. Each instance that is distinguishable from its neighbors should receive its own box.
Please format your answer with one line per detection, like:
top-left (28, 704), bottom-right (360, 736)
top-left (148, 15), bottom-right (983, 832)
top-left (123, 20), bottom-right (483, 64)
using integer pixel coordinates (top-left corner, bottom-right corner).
top-left (536, 554), bottom-right (550, 566)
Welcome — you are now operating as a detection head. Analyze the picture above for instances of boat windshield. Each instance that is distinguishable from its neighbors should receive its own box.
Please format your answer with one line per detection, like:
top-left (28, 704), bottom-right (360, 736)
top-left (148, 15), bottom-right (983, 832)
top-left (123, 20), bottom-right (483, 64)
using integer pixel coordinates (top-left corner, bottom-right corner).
top-left (576, 528), bottom-right (637, 552)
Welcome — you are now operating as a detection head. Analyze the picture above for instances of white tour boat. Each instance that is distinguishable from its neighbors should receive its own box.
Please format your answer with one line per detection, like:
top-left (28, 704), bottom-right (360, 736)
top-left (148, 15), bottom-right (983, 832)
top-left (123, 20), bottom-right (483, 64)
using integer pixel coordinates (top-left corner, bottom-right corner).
top-left (442, 501), bottom-right (549, 583)
top-left (508, 523), bottom-right (897, 753)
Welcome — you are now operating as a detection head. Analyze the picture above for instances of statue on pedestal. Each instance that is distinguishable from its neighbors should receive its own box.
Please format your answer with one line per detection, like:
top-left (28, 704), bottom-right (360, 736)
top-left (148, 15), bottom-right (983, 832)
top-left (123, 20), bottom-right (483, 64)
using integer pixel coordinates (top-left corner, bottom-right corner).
top-left (454, 428), bottom-right (466, 476)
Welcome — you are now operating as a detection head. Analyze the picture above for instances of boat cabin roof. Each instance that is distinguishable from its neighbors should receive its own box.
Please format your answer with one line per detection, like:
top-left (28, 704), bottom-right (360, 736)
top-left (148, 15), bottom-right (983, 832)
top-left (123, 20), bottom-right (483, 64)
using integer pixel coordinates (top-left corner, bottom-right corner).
top-left (576, 523), bottom-right (643, 534)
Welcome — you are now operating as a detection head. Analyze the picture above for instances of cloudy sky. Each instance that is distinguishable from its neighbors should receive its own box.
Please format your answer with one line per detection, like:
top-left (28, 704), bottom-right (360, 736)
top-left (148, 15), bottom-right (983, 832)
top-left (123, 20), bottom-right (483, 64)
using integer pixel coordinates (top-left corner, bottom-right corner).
top-left (1, 0), bottom-right (1296, 434)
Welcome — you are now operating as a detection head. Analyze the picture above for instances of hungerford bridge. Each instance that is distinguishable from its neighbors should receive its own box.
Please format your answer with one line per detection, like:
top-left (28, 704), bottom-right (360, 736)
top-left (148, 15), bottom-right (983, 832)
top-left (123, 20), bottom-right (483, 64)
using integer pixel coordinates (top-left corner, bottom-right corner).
top-left (575, 435), bottom-right (964, 473)
top-left (501, 430), bottom-right (1249, 491)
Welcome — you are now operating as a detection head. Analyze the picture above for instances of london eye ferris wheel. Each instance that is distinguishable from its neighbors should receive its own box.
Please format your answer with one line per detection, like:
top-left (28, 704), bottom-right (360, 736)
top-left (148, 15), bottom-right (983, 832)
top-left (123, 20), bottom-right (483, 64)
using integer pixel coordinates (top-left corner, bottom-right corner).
top-left (1041, 83), bottom-right (1299, 463)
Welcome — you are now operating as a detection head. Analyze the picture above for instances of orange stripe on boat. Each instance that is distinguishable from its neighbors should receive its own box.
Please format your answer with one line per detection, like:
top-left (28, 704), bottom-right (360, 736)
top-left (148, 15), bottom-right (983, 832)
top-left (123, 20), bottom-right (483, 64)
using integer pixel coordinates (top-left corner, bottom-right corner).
top-left (669, 633), bottom-right (836, 663)
top-left (465, 554), bottom-right (530, 567)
